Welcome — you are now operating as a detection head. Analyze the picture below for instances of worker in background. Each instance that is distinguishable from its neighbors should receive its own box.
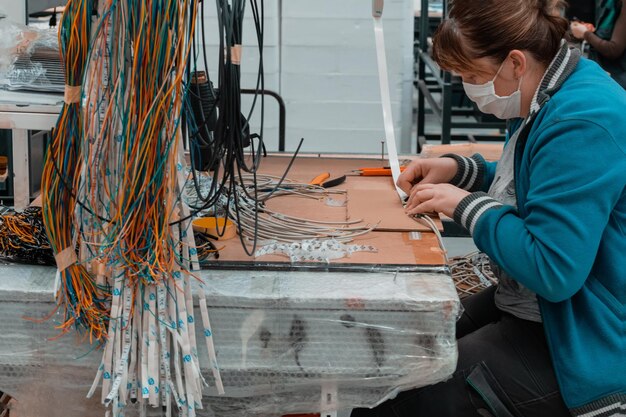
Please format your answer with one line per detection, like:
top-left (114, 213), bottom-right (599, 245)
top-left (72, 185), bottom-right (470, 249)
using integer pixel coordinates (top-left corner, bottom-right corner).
top-left (566, 0), bottom-right (595, 23)
top-left (352, 0), bottom-right (626, 416)
top-left (571, 0), bottom-right (626, 88)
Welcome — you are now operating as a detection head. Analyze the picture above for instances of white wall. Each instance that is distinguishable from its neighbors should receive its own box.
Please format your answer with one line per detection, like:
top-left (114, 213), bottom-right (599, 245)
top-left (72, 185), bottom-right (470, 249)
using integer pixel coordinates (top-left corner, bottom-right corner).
top-left (198, 0), bottom-right (414, 154)
top-left (281, 0), bottom-right (414, 153)
top-left (0, 0), bottom-right (27, 24)
top-left (0, 0), bottom-right (68, 24)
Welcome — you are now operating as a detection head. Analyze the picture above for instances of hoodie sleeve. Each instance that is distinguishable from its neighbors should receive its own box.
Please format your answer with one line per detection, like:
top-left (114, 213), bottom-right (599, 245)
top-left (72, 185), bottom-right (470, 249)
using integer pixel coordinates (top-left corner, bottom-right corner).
top-left (458, 119), bottom-right (625, 302)
top-left (441, 153), bottom-right (497, 192)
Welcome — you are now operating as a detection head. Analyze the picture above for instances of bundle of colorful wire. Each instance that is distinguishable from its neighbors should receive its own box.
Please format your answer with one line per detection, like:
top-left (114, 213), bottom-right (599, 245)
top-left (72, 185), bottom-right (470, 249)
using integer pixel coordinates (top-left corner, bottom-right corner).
top-left (41, 0), bottom-right (110, 341)
top-left (40, 0), bottom-right (277, 414)
top-left (73, 1), bottom-right (224, 415)
top-left (0, 207), bottom-right (55, 265)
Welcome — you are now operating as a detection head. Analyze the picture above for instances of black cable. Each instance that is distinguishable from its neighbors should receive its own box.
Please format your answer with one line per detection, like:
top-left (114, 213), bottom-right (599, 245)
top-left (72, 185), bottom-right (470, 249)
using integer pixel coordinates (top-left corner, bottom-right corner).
top-left (174, 0), bottom-right (293, 258)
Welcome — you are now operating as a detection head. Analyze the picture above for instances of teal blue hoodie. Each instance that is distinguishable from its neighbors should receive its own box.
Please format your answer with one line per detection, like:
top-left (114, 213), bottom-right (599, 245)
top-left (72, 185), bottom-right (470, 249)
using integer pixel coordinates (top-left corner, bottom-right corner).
top-left (452, 56), bottom-right (626, 415)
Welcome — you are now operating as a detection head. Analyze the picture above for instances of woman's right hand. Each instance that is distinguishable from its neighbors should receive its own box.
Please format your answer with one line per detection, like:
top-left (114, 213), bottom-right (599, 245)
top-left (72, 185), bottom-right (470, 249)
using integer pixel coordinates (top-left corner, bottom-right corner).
top-left (396, 157), bottom-right (459, 194)
top-left (570, 21), bottom-right (590, 40)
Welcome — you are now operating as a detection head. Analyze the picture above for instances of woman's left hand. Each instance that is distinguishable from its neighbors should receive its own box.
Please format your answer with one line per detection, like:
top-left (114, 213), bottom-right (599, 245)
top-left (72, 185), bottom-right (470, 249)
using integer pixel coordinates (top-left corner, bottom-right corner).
top-left (405, 183), bottom-right (470, 218)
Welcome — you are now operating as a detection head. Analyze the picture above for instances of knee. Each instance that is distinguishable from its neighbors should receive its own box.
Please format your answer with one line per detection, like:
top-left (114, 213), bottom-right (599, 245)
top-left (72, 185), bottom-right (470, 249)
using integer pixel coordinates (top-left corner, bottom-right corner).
top-left (348, 365), bottom-right (503, 417)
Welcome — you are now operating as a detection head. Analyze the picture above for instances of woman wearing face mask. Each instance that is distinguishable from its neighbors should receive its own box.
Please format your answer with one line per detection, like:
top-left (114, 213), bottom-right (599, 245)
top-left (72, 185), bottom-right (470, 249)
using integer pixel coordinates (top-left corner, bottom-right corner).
top-left (351, 0), bottom-right (626, 416)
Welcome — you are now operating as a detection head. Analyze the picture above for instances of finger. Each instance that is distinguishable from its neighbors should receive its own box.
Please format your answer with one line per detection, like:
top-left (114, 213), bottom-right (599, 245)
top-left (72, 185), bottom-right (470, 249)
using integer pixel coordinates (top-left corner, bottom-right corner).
top-left (405, 187), bottom-right (419, 210)
top-left (406, 188), bottom-right (434, 212)
top-left (412, 183), bottom-right (435, 193)
top-left (396, 174), bottom-right (414, 194)
top-left (396, 163), bottom-right (422, 193)
top-left (406, 200), bottom-right (436, 215)
top-left (406, 183), bottom-right (429, 209)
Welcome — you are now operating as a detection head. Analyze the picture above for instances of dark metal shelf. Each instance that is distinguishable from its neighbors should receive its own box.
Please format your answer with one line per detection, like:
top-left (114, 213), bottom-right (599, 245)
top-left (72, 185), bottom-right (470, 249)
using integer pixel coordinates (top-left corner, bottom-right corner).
top-left (415, 0), bottom-right (505, 147)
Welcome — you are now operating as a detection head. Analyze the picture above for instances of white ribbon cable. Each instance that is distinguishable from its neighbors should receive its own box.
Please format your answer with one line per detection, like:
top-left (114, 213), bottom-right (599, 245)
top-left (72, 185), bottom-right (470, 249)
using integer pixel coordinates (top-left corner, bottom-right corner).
top-left (137, 309), bottom-right (145, 409)
top-left (174, 270), bottom-right (201, 414)
top-left (147, 286), bottom-right (159, 406)
top-left (105, 286), bottom-right (133, 405)
top-left (168, 288), bottom-right (186, 410)
top-left (141, 290), bottom-right (150, 400)
top-left (183, 273), bottom-right (200, 378)
top-left (175, 130), bottom-right (224, 396)
top-left (198, 284), bottom-right (226, 394)
top-left (373, 16), bottom-right (407, 201)
top-left (185, 273), bottom-right (206, 400)
top-left (129, 302), bottom-right (140, 402)
top-left (113, 397), bottom-right (120, 417)
top-left (158, 285), bottom-right (181, 405)
top-left (88, 272), bottom-right (123, 400)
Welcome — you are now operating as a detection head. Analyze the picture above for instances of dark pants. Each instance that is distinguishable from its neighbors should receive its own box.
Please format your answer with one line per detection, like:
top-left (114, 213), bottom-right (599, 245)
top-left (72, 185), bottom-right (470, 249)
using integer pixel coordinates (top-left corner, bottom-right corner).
top-left (351, 286), bottom-right (571, 417)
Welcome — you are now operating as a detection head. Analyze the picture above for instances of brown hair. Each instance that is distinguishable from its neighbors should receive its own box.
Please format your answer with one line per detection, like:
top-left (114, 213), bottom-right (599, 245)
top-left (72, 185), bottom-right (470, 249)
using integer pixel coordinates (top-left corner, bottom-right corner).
top-left (432, 0), bottom-right (569, 73)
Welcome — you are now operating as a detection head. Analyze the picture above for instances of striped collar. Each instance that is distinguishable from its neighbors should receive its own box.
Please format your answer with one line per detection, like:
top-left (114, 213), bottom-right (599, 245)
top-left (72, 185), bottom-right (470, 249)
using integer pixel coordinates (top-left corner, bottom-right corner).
top-left (529, 40), bottom-right (581, 117)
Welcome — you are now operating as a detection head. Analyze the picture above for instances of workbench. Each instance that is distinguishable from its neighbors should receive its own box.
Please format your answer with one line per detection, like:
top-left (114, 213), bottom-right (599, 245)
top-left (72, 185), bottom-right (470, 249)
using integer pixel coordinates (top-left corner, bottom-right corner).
top-left (0, 155), bottom-right (460, 417)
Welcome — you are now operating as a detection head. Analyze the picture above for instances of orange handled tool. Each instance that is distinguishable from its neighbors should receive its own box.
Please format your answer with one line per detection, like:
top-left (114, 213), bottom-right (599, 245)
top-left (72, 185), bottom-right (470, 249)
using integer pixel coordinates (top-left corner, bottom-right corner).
top-left (309, 172), bottom-right (346, 188)
top-left (348, 166), bottom-right (407, 176)
top-left (309, 172), bottom-right (330, 186)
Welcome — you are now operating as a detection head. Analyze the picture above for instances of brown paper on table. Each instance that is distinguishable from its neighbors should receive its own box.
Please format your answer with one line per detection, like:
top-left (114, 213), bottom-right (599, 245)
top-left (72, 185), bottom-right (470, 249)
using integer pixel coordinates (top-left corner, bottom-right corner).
top-left (347, 189), bottom-right (442, 232)
top-left (202, 155), bottom-right (446, 265)
top-left (346, 175), bottom-right (397, 191)
top-left (264, 193), bottom-right (347, 223)
top-left (215, 231), bottom-right (446, 265)
top-left (352, 231), bottom-right (445, 265)
top-left (420, 143), bottom-right (503, 161)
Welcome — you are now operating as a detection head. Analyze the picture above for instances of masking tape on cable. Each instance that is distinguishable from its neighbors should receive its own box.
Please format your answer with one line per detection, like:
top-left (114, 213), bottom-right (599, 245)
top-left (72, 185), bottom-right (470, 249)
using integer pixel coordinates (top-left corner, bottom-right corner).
top-left (64, 85), bottom-right (81, 104)
top-left (373, 17), bottom-right (406, 201)
top-left (231, 45), bottom-right (242, 65)
top-left (55, 246), bottom-right (77, 272)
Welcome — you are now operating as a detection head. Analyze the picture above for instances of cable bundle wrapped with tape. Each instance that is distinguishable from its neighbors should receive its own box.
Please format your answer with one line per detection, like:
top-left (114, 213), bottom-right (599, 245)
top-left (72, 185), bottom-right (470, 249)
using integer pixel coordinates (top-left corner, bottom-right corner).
top-left (40, 0), bottom-right (226, 416)
top-left (74, 1), bottom-right (227, 415)
top-left (41, 0), bottom-right (110, 341)
top-left (37, 0), bottom-right (333, 415)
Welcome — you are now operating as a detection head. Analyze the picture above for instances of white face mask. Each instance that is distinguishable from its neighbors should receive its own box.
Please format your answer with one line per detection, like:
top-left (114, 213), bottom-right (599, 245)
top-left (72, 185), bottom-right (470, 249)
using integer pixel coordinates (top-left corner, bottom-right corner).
top-left (462, 60), bottom-right (523, 120)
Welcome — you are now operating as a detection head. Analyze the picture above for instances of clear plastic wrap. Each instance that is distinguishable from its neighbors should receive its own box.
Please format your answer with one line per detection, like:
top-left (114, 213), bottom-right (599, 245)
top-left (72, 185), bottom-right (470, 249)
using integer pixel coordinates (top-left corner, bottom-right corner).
top-left (0, 17), bottom-right (62, 92)
top-left (0, 264), bottom-right (460, 416)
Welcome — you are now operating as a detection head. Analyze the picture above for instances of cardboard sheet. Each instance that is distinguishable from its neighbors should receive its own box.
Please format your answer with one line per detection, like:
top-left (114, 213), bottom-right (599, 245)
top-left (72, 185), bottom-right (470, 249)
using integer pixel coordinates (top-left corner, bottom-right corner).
top-left (254, 155), bottom-right (381, 182)
top-left (209, 155), bottom-right (446, 266)
top-left (420, 143), bottom-right (503, 161)
top-left (214, 231), bottom-right (445, 266)
top-left (264, 193), bottom-right (347, 223)
top-left (347, 189), bottom-right (442, 232)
